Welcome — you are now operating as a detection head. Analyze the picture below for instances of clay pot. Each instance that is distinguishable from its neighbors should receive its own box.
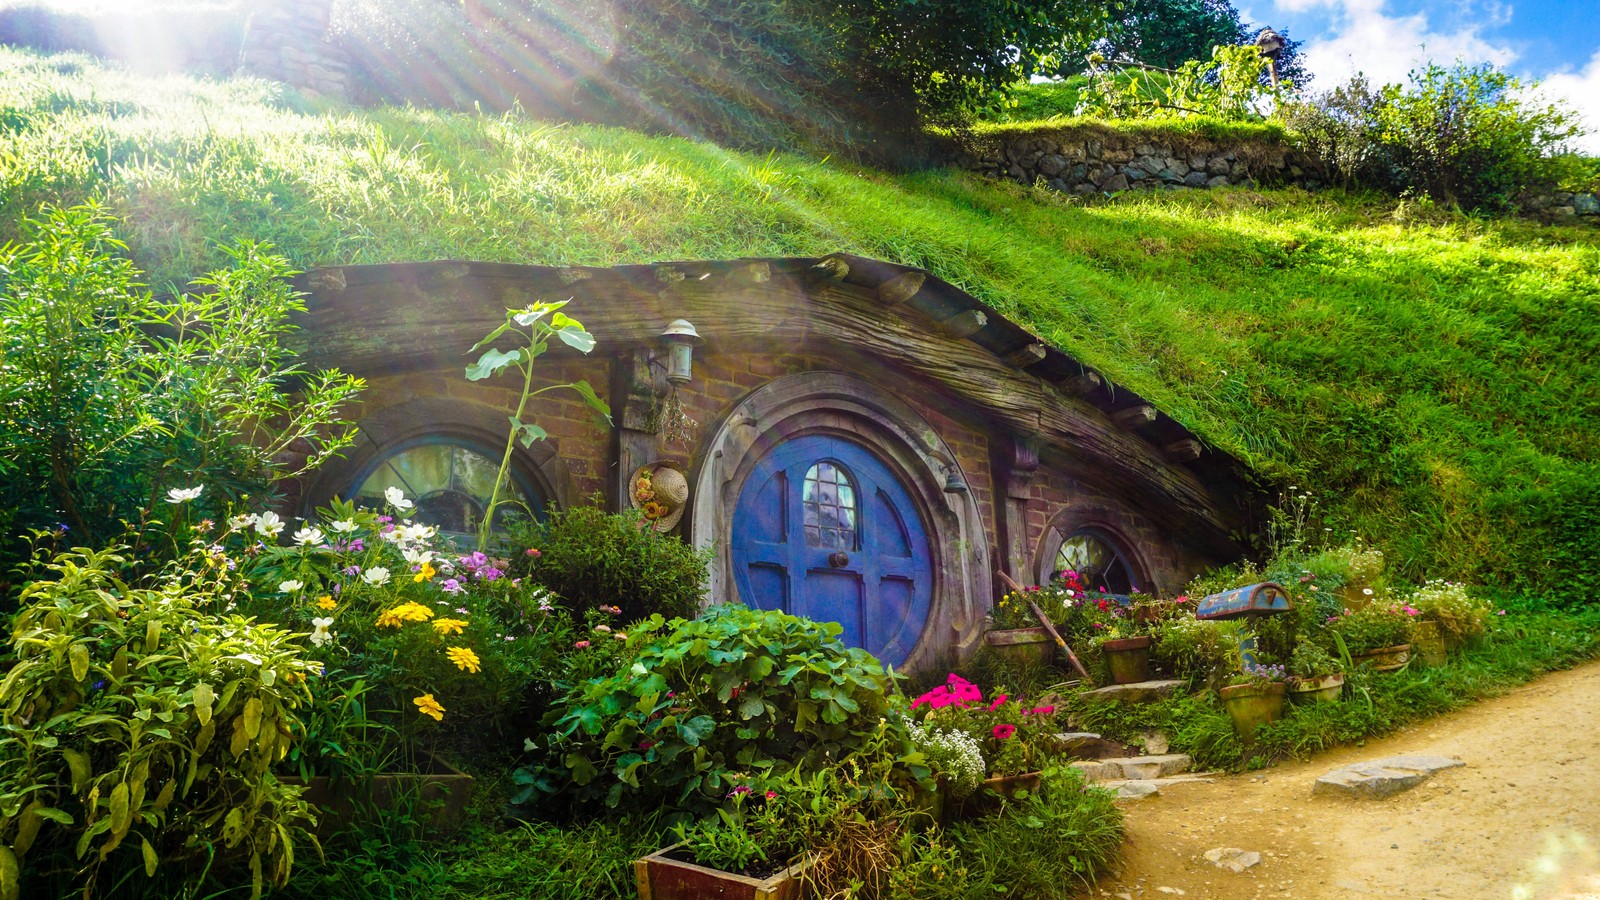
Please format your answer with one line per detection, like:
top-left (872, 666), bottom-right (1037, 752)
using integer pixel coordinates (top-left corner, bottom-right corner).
top-left (1286, 672), bottom-right (1344, 704)
top-left (1102, 635), bottom-right (1153, 684)
top-left (1353, 644), bottom-right (1412, 672)
top-left (1219, 681), bottom-right (1287, 740)
top-left (984, 627), bottom-right (1056, 669)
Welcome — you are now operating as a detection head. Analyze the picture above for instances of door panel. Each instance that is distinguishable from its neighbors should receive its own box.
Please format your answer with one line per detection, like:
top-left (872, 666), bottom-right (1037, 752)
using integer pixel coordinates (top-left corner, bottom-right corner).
top-left (731, 434), bottom-right (933, 666)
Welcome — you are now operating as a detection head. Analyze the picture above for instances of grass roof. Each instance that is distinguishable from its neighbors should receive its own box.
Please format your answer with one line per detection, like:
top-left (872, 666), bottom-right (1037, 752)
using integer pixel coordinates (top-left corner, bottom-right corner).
top-left (3, 47), bottom-right (1598, 600)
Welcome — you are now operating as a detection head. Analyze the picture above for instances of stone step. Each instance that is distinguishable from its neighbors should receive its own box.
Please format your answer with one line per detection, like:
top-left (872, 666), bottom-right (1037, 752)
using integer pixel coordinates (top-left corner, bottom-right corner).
top-left (1079, 679), bottom-right (1184, 704)
top-left (1072, 753), bottom-right (1193, 782)
top-left (1052, 731), bottom-right (1143, 760)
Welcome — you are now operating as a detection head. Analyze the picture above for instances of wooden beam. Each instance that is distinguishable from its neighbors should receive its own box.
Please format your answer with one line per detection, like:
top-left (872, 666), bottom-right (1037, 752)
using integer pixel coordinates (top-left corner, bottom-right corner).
top-left (811, 256), bottom-right (850, 282)
top-left (1164, 439), bottom-right (1203, 462)
top-left (1056, 371), bottom-right (1102, 396)
top-left (1112, 405), bottom-right (1157, 429)
top-left (877, 271), bottom-right (925, 306)
top-left (1002, 342), bottom-right (1047, 368)
top-left (936, 309), bottom-right (988, 339)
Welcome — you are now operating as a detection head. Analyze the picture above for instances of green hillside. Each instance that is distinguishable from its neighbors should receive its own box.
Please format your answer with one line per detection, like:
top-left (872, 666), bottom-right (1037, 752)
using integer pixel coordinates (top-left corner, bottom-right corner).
top-left (3, 47), bottom-right (1598, 601)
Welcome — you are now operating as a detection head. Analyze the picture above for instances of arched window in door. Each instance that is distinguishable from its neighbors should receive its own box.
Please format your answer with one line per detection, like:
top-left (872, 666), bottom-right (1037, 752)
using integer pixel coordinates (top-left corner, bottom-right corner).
top-left (1053, 529), bottom-right (1139, 595)
top-left (802, 462), bottom-right (858, 550)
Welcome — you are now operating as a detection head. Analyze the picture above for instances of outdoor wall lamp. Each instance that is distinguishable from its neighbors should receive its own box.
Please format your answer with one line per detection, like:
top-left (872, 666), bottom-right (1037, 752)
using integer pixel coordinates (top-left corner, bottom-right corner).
top-left (929, 448), bottom-right (969, 494)
top-left (659, 319), bottom-right (702, 385)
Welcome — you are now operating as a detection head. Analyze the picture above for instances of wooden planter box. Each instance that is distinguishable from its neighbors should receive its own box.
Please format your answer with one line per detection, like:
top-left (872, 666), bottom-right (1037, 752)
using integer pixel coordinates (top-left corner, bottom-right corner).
top-left (280, 754), bottom-right (473, 835)
top-left (634, 843), bottom-right (814, 900)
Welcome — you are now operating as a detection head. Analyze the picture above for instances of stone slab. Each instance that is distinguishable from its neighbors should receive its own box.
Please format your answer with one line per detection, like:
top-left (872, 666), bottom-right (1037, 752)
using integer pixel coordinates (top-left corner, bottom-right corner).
top-left (1113, 780), bottom-right (1160, 800)
top-left (1081, 679), bottom-right (1184, 704)
top-left (1313, 755), bottom-right (1466, 799)
top-left (1204, 847), bottom-right (1262, 872)
top-left (1073, 754), bottom-right (1193, 782)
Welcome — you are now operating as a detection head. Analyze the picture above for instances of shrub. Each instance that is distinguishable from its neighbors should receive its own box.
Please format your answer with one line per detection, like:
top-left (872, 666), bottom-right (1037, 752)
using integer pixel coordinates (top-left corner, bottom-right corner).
top-left (944, 765), bottom-right (1123, 895)
top-left (0, 204), bottom-right (361, 586)
top-left (1406, 580), bottom-right (1492, 644)
top-left (1152, 614), bottom-right (1245, 688)
top-left (511, 503), bottom-right (711, 622)
top-left (0, 545), bottom-right (320, 899)
top-left (526, 604), bottom-right (918, 813)
top-left (1327, 600), bottom-right (1417, 653)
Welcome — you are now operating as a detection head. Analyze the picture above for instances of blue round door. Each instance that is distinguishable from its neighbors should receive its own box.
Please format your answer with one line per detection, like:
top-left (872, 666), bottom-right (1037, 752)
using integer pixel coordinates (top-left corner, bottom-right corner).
top-left (731, 434), bottom-right (933, 666)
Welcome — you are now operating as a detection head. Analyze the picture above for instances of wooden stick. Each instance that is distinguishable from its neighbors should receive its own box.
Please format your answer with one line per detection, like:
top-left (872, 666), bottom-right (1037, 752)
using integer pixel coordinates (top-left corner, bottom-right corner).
top-left (1028, 599), bottom-right (1091, 682)
top-left (996, 569), bottom-right (1027, 594)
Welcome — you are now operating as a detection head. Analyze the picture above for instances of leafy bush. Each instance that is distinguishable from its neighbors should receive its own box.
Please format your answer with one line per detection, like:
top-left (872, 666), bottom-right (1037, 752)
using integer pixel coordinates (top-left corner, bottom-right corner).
top-left (528, 604), bottom-right (917, 813)
top-left (0, 204), bottom-right (361, 585)
top-left (511, 503), bottom-right (711, 622)
top-left (1283, 64), bottom-right (1580, 211)
top-left (0, 545), bottom-right (320, 899)
top-left (943, 766), bottom-right (1123, 895)
top-left (1077, 43), bottom-right (1284, 121)
top-left (1326, 600), bottom-right (1417, 654)
top-left (1152, 614), bottom-right (1244, 688)
top-left (1405, 580), bottom-right (1492, 644)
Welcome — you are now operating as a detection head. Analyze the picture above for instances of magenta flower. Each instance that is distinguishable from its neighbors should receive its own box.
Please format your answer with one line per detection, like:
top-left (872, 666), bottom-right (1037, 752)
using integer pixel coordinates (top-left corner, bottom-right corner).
top-left (992, 724), bottom-right (1017, 740)
top-left (574, 640), bottom-right (590, 649)
top-left (987, 693), bottom-right (1008, 711)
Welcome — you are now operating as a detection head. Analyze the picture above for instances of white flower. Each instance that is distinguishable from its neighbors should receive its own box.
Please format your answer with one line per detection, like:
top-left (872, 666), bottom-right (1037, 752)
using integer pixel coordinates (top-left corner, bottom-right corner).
top-left (165, 485), bottom-right (204, 503)
top-left (252, 511), bottom-right (285, 538)
top-left (293, 526), bottom-right (325, 546)
top-left (310, 617), bottom-right (335, 647)
top-left (328, 519), bottom-right (358, 534)
top-left (278, 580), bottom-right (305, 593)
top-left (395, 523), bottom-right (436, 544)
top-left (402, 546), bottom-right (435, 566)
top-left (228, 514), bottom-right (254, 531)
top-left (384, 486), bottom-right (415, 510)
top-left (362, 567), bottom-right (391, 586)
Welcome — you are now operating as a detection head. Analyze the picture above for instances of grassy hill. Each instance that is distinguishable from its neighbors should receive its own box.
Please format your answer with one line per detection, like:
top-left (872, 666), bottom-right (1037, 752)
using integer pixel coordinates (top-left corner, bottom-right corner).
top-left (3, 47), bottom-right (1598, 602)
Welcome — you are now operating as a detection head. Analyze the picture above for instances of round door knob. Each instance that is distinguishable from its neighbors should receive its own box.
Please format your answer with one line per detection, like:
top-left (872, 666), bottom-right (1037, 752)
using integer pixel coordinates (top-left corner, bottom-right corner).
top-left (828, 551), bottom-right (850, 568)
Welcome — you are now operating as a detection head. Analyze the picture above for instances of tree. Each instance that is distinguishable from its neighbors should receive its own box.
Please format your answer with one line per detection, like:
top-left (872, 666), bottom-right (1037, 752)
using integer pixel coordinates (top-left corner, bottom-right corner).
top-left (1058, 0), bottom-right (1309, 90)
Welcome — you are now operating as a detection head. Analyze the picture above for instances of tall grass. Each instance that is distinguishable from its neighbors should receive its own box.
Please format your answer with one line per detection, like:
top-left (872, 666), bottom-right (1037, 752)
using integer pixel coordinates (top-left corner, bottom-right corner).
top-left (2, 47), bottom-right (1598, 600)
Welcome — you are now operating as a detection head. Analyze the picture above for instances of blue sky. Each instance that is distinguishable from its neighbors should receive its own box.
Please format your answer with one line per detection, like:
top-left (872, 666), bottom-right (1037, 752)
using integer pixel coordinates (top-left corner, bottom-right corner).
top-left (1246, 0), bottom-right (1600, 151)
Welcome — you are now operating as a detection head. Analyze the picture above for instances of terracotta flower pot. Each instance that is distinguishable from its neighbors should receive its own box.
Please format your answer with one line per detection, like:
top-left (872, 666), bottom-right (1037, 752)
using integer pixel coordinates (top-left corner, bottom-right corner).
top-left (984, 627), bottom-right (1056, 669)
top-left (1353, 644), bottom-right (1412, 672)
top-left (634, 842), bottom-right (814, 900)
top-left (1102, 635), bottom-right (1153, 684)
top-left (1218, 681), bottom-right (1287, 740)
top-left (1286, 672), bottom-right (1344, 704)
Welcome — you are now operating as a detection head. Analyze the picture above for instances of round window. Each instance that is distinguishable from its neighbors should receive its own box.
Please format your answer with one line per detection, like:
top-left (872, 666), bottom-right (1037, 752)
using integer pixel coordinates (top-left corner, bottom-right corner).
top-left (1054, 530), bottom-right (1138, 595)
top-left (353, 440), bottom-right (542, 537)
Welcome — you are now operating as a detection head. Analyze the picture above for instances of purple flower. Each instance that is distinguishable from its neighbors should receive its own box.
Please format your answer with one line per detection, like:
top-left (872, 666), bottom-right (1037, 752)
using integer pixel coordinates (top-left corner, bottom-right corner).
top-left (376, 515), bottom-right (393, 524)
top-left (440, 578), bottom-right (465, 594)
top-left (342, 565), bottom-right (361, 577)
top-left (349, 539), bottom-right (364, 552)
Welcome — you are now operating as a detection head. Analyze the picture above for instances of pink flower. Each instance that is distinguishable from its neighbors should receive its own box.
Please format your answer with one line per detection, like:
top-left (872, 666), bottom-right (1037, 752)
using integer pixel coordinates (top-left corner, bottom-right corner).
top-left (574, 640), bottom-right (590, 649)
top-left (1173, 595), bottom-right (1189, 604)
top-left (992, 724), bottom-right (1017, 740)
top-left (728, 785), bottom-right (753, 797)
top-left (1024, 705), bottom-right (1055, 716)
top-left (1497, 609), bottom-right (1506, 616)
top-left (1402, 605), bottom-right (1420, 616)
top-left (987, 693), bottom-right (1008, 711)
top-left (526, 548), bottom-right (541, 557)
top-left (765, 790), bottom-right (777, 800)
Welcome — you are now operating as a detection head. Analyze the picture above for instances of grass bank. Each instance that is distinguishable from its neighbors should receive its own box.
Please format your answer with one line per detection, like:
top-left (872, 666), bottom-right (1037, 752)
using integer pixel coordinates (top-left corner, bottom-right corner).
top-left (2, 47), bottom-right (1598, 599)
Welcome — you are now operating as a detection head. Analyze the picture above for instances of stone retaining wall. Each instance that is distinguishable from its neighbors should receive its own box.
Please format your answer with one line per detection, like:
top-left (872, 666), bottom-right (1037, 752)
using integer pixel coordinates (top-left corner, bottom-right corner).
top-left (956, 127), bottom-right (1319, 195)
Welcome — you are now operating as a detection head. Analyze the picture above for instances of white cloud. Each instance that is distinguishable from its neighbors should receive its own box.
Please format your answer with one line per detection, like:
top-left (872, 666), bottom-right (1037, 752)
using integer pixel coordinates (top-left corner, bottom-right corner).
top-left (1281, 0), bottom-right (1518, 88)
top-left (1540, 50), bottom-right (1600, 155)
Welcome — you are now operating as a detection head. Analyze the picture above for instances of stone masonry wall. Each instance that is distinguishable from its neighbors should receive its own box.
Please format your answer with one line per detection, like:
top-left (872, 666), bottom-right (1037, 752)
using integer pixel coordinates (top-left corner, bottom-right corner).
top-left (956, 126), bottom-right (1318, 195)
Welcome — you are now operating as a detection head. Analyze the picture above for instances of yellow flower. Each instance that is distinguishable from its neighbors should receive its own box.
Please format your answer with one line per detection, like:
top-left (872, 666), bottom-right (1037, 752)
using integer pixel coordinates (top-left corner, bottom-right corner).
top-left (376, 602), bottom-right (434, 628)
top-left (375, 609), bottom-right (403, 628)
top-left (413, 562), bottom-right (437, 583)
top-left (316, 595), bottom-right (337, 611)
top-left (432, 617), bottom-right (469, 636)
top-left (413, 693), bottom-right (445, 721)
top-left (445, 646), bottom-right (481, 673)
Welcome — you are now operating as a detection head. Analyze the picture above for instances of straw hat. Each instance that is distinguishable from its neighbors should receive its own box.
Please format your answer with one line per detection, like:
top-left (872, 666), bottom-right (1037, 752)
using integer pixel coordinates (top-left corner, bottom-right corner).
top-left (629, 462), bottom-right (689, 532)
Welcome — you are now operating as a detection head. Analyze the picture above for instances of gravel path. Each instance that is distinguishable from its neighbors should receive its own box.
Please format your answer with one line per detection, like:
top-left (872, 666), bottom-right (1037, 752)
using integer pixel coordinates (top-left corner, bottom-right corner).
top-left (1094, 659), bottom-right (1600, 900)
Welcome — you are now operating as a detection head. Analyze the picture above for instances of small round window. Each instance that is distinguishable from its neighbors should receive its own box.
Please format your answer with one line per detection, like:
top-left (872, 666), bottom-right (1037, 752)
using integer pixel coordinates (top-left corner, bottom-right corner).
top-left (353, 440), bottom-right (541, 537)
top-left (1055, 531), bottom-right (1138, 595)
top-left (802, 461), bottom-right (857, 550)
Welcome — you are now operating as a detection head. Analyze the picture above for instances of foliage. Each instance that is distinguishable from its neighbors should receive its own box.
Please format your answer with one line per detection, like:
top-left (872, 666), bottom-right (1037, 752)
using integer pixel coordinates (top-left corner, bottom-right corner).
top-left (941, 765), bottom-right (1123, 895)
top-left (1226, 660), bottom-right (1285, 687)
top-left (1405, 580), bottom-right (1492, 643)
top-left (1326, 600), bottom-right (1417, 654)
top-left (1077, 44), bottom-right (1285, 121)
top-left (2, 49), bottom-right (1598, 603)
top-left (1283, 64), bottom-right (1582, 212)
top-left (1287, 637), bottom-right (1340, 679)
top-left (1151, 614), bottom-right (1244, 688)
top-left (0, 203), bottom-right (362, 584)
top-left (528, 604), bottom-right (919, 813)
top-left (0, 544), bottom-right (319, 899)
top-left (906, 725), bottom-right (984, 800)
top-left (1070, 0), bottom-right (1309, 89)
top-left (509, 502), bottom-right (712, 623)
top-left (463, 301), bottom-right (609, 550)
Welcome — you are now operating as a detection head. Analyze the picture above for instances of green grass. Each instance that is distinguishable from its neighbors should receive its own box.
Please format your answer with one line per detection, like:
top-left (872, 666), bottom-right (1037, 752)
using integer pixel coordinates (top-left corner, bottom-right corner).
top-left (2, 47), bottom-right (1599, 600)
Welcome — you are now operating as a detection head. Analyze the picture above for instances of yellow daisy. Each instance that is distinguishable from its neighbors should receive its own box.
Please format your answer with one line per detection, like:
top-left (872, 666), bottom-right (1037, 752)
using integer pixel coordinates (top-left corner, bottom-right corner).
top-left (413, 693), bottom-right (445, 721)
top-left (432, 617), bottom-right (469, 636)
top-left (445, 646), bottom-right (481, 673)
top-left (316, 595), bottom-right (337, 611)
top-left (413, 561), bottom-right (437, 583)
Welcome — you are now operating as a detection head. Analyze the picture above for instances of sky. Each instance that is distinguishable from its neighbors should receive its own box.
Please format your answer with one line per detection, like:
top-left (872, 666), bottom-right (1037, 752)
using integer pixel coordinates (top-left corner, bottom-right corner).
top-left (1247, 0), bottom-right (1600, 152)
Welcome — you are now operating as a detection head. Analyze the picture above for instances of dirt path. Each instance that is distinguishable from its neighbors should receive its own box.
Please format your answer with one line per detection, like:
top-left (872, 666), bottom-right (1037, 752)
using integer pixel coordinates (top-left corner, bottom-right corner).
top-left (1094, 660), bottom-right (1600, 900)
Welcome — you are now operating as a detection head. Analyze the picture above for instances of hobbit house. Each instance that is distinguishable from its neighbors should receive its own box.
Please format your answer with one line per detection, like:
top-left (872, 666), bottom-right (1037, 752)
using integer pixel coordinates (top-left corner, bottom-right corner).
top-left (290, 254), bottom-right (1258, 671)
